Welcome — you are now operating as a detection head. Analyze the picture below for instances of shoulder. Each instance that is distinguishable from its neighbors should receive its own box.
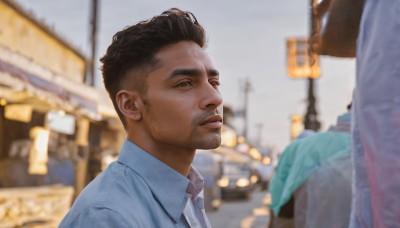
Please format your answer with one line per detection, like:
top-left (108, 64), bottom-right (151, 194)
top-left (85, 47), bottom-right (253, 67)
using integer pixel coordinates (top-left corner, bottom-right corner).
top-left (74, 161), bottom-right (152, 206)
top-left (59, 206), bottom-right (133, 228)
top-left (60, 162), bottom-right (155, 226)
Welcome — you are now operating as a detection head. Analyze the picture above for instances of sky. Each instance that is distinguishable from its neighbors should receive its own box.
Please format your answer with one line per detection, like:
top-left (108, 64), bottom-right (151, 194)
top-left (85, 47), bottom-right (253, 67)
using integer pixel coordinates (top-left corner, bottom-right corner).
top-left (15, 0), bottom-right (355, 151)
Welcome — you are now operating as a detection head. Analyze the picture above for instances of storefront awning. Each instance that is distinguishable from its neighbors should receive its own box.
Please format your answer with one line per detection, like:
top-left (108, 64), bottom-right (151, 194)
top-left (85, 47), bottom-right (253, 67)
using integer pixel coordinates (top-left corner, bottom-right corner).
top-left (0, 59), bottom-right (100, 120)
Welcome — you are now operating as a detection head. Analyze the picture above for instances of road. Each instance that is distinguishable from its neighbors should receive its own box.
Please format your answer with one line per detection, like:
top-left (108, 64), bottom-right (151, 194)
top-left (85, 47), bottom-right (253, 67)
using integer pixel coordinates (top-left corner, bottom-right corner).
top-left (207, 189), bottom-right (271, 228)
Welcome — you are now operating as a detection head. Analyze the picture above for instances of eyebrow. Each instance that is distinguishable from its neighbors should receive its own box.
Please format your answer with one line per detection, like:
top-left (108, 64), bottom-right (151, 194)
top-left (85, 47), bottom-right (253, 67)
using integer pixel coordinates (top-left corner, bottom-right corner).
top-left (168, 68), bottom-right (219, 79)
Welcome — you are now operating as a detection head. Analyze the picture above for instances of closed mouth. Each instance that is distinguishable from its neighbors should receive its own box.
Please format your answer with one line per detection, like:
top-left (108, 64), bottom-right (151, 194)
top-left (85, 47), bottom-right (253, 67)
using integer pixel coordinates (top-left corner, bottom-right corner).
top-left (201, 114), bottom-right (223, 125)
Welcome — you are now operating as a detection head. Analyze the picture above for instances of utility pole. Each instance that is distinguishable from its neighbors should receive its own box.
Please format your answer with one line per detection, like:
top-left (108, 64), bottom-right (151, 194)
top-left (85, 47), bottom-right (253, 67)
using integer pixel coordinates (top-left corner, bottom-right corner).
top-left (255, 123), bottom-right (263, 146)
top-left (304, 0), bottom-right (321, 131)
top-left (75, 0), bottom-right (98, 197)
top-left (243, 78), bottom-right (252, 138)
top-left (87, 0), bottom-right (98, 86)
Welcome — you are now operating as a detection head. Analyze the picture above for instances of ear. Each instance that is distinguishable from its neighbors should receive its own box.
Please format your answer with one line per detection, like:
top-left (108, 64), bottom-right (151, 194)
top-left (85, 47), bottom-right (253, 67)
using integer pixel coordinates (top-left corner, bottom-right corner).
top-left (116, 90), bottom-right (143, 121)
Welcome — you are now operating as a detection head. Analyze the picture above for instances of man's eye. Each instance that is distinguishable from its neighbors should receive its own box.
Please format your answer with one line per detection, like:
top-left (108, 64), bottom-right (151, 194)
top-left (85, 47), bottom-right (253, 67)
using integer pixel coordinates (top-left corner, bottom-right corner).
top-left (210, 81), bottom-right (220, 88)
top-left (177, 81), bottom-right (194, 87)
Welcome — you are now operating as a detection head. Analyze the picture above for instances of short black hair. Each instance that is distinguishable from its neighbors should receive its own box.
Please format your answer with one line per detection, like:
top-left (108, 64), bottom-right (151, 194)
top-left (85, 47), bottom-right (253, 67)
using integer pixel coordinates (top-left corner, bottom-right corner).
top-left (100, 8), bottom-right (206, 128)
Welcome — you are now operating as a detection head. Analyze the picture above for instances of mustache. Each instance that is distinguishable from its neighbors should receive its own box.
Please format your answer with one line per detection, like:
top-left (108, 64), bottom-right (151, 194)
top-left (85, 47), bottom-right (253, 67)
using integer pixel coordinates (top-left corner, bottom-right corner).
top-left (193, 109), bottom-right (223, 125)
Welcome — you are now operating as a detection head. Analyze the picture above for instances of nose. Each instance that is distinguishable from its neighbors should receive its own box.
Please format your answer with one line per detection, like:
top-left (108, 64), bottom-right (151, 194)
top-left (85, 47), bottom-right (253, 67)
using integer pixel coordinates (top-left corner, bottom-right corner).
top-left (199, 82), bottom-right (223, 110)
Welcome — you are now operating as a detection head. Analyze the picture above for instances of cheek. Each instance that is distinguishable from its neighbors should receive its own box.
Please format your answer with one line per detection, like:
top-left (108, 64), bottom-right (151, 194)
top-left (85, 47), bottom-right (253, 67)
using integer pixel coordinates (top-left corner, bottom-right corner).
top-left (149, 110), bottom-right (194, 142)
top-left (147, 97), bottom-right (192, 126)
top-left (156, 94), bottom-right (191, 113)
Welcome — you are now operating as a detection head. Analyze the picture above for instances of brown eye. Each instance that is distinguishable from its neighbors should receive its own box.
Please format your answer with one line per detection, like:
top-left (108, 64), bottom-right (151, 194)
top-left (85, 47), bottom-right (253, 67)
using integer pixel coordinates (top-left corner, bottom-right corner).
top-left (210, 80), bottom-right (220, 88)
top-left (178, 81), bottom-right (194, 87)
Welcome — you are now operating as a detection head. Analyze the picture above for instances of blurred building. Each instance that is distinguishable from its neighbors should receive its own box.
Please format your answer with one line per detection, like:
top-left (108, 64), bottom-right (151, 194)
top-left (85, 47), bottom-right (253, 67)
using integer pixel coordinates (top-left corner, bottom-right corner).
top-left (0, 0), bottom-right (124, 226)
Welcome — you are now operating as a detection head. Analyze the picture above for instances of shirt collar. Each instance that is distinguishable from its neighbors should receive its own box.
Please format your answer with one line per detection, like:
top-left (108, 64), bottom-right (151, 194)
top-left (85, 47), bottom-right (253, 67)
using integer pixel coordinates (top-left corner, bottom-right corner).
top-left (186, 166), bottom-right (204, 198)
top-left (186, 167), bottom-right (205, 211)
top-left (117, 140), bottom-right (203, 222)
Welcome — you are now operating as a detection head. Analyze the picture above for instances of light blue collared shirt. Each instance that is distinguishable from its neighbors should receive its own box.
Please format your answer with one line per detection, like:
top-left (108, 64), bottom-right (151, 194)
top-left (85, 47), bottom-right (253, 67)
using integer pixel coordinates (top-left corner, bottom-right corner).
top-left (59, 140), bottom-right (211, 228)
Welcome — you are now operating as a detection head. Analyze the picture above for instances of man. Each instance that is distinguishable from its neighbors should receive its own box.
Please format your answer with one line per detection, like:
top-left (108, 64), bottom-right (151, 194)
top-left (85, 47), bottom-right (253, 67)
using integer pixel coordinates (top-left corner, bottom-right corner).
top-left (292, 111), bottom-right (352, 228)
top-left (60, 8), bottom-right (222, 227)
top-left (269, 110), bottom-right (352, 228)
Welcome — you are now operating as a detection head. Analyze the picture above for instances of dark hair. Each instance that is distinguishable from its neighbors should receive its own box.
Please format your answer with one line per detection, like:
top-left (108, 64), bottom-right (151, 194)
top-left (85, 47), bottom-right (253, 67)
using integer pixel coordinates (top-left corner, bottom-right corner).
top-left (100, 8), bottom-right (206, 128)
top-left (347, 102), bottom-right (352, 110)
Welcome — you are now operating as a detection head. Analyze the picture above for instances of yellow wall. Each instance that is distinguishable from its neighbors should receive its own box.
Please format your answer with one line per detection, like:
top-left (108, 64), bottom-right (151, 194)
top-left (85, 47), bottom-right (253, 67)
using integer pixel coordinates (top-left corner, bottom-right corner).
top-left (0, 2), bottom-right (86, 83)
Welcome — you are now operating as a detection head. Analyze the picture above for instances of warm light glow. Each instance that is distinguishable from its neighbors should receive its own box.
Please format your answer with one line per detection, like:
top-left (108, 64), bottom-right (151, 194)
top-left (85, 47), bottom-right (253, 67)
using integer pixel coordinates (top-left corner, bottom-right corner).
top-left (236, 178), bottom-right (250, 187)
top-left (221, 126), bottom-right (238, 147)
top-left (262, 157), bottom-right (271, 165)
top-left (217, 177), bottom-right (229, 188)
top-left (29, 127), bottom-right (49, 175)
top-left (237, 136), bottom-right (245, 144)
top-left (212, 199), bottom-right (222, 209)
top-left (249, 148), bottom-right (262, 161)
top-left (250, 175), bottom-right (258, 184)
top-left (101, 154), bottom-right (117, 171)
top-left (57, 110), bottom-right (66, 116)
top-left (291, 114), bottom-right (304, 140)
top-left (0, 98), bottom-right (7, 106)
top-left (4, 104), bottom-right (32, 123)
top-left (287, 37), bottom-right (321, 79)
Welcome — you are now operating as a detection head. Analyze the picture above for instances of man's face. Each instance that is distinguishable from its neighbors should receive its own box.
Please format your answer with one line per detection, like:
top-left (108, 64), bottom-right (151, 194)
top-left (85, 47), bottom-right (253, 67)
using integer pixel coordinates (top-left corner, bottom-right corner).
top-left (139, 41), bottom-right (223, 151)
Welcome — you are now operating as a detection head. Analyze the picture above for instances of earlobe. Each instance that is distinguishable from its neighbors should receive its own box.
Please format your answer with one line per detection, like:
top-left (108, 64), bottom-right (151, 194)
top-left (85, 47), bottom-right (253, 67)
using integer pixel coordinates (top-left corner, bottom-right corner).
top-left (116, 90), bottom-right (142, 121)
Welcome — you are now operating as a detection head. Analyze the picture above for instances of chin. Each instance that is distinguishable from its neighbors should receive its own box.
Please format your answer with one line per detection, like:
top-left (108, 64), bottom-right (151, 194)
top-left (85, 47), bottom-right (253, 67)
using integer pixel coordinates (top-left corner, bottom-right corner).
top-left (196, 135), bottom-right (221, 149)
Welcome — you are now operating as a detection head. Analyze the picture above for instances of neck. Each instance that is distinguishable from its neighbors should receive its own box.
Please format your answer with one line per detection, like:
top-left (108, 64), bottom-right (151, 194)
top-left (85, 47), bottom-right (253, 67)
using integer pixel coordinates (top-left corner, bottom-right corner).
top-left (150, 147), bottom-right (195, 177)
top-left (127, 134), bottom-right (195, 177)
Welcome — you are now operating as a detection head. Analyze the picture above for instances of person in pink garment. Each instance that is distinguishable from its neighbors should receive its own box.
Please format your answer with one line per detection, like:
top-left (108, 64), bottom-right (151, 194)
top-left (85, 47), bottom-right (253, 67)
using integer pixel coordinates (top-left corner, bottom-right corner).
top-left (350, 0), bottom-right (400, 227)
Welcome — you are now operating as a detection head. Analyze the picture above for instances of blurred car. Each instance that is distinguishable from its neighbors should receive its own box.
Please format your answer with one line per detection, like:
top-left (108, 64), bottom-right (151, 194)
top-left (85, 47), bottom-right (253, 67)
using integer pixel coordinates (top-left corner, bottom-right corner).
top-left (218, 159), bottom-right (253, 199)
top-left (192, 150), bottom-right (223, 211)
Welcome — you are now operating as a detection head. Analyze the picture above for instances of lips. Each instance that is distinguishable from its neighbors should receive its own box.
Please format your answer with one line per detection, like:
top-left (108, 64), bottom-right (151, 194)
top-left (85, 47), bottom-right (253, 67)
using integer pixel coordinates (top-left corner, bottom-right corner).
top-left (200, 114), bottom-right (223, 128)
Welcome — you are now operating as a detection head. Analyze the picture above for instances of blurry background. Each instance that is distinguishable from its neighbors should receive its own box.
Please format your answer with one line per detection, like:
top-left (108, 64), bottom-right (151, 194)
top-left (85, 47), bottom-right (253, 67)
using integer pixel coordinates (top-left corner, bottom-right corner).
top-left (14, 0), bottom-right (355, 151)
top-left (0, 0), bottom-right (356, 227)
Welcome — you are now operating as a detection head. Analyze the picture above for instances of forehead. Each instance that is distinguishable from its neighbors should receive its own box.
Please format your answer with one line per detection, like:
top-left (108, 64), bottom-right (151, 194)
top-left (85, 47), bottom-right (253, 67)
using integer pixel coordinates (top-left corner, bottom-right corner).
top-left (153, 41), bottom-right (215, 72)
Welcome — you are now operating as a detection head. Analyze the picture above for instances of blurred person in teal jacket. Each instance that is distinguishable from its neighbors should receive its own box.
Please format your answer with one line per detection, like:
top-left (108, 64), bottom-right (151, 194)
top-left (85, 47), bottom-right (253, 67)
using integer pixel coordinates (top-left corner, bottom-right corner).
top-left (268, 110), bottom-right (352, 228)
